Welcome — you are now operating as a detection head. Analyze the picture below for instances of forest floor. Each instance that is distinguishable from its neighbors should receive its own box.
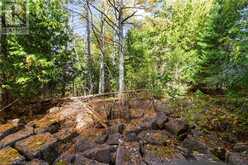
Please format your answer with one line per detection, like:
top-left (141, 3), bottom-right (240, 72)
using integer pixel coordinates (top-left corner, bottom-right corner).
top-left (0, 94), bottom-right (247, 165)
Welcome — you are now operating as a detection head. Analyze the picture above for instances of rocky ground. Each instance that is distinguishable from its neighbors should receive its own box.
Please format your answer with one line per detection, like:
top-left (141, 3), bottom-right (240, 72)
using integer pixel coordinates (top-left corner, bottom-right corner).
top-left (0, 96), bottom-right (247, 165)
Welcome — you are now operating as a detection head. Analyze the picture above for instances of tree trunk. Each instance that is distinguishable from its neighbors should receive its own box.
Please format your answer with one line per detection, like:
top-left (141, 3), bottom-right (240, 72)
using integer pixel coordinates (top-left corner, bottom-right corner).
top-left (118, 0), bottom-right (125, 95)
top-left (99, 15), bottom-right (105, 94)
top-left (0, 13), bottom-right (11, 107)
top-left (85, 0), bottom-right (94, 94)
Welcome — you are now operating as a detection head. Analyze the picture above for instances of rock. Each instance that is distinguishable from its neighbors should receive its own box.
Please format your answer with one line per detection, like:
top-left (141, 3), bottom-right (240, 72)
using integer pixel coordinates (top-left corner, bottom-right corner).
top-left (106, 133), bottom-right (123, 145)
top-left (54, 129), bottom-right (78, 154)
top-left (54, 128), bottom-right (78, 143)
top-left (210, 147), bottom-right (226, 161)
top-left (26, 159), bottom-right (49, 165)
top-left (116, 142), bottom-right (145, 165)
top-left (54, 153), bottom-right (108, 165)
top-left (0, 127), bottom-right (34, 149)
top-left (0, 123), bottom-right (18, 140)
top-left (0, 147), bottom-right (25, 165)
top-left (125, 132), bottom-right (139, 142)
top-left (182, 137), bottom-right (209, 154)
top-left (48, 107), bottom-right (61, 113)
top-left (8, 119), bottom-right (23, 127)
top-left (82, 145), bottom-right (117, 164)
top-left (33, 116), bottom-right (61, 134)
top-left (226, 152), bottom-right (248, 165)
top-left (73, 136), bottom-right (97, 153)
top-left (95, 134), bottom-right (109, 144)
top-left (142, 144), bottom-right (185, 165)
top-left (106, 123), bottom-right (126, 135)
top-left (125, 125), bottom-right (146, 137)
top-left (164, 119), bottom-right (189, 136)
top-left (233, 143), bottom-right (248, 153)
top-left (15, 133), bottom-right (58, 164)
top-left (153, 100), bottom-right (173, 115)
top-left (140, 118), bottom-right (156, 130)
top-left (138, 130), bottom-right (170, 145)
top-left (151, 112), bottom-right (169, 130)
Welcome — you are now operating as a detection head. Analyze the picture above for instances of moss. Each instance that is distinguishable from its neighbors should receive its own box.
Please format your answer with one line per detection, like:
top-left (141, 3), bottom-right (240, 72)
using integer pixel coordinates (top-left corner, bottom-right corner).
top-left (146, 145), bottom-right (176, 159)
top-left (123, 152), bottom-right (131, 161)
top-left (25, 135), bottom-right (49, 150)
top-left (0, 147), bottom-right (22, 165)
top-left (35, 116), bottom-right (58, 128)
top-left (0, 123), bottom-right (14, 132)
top-left (55, 160), bottom-right (68, 165)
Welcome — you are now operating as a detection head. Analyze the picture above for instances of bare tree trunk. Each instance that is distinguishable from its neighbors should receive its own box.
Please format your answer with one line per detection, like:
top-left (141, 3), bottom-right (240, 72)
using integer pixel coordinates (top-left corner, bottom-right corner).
top-left (85, 0), bottom-right (94, 94)
top-left (99, 15), bottom-right (105, 94)
top-left (118, 0), bottom-right (125, 95)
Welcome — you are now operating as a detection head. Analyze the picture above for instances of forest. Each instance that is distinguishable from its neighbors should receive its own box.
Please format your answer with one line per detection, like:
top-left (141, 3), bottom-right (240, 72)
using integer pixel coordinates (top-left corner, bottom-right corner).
top-left (0, 0), bottom-right (248, 165)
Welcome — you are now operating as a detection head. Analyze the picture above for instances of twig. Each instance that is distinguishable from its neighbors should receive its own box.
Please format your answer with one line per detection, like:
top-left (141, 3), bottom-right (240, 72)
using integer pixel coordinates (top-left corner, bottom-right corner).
top-left (0, 99), bottom-right (19, 112)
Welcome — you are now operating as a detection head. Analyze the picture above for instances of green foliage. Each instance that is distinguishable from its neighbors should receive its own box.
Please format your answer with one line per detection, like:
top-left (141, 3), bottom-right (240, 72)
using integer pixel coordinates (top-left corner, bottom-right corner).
top-left (0, 0), bottom-right (75, 99)
top-left (126, 0), bottom-right (248, 97)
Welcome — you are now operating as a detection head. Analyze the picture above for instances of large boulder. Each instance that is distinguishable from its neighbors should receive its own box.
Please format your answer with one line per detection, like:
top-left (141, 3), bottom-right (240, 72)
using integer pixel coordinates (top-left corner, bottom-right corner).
top-left (82, 145), bottom-right (117, 164)
top-left (116, 142), bottom-right (145, 165)
top-left (0, 127), bottom-right (33, 149)
top-left (15, 133), bottom-right (58, 164)
top-left (0, 123), bottom-right (18, 140)
top-left (0, 147), bottom-right (25, 165)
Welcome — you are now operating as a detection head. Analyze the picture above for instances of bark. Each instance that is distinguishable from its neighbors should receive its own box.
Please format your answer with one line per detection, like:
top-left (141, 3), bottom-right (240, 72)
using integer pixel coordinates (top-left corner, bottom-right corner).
top-left (117, 0), bottom-right (125, 94)
top-left (85, 0), bottom-right (94, 94)
top-left (98, 14), bottom-right (105, 94)
top-left (0, 13), bottom-right (11, 107)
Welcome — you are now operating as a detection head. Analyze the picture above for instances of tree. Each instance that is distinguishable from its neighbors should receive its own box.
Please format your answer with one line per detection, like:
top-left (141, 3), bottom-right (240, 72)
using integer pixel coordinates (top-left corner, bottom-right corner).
top-left (0, 0), bottom-right (74, 106)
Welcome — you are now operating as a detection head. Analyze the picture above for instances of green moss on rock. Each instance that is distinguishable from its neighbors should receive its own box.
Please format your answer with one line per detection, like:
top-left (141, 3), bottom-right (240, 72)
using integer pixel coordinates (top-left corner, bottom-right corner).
top-left (0, 147), bottom-right (25, 165)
